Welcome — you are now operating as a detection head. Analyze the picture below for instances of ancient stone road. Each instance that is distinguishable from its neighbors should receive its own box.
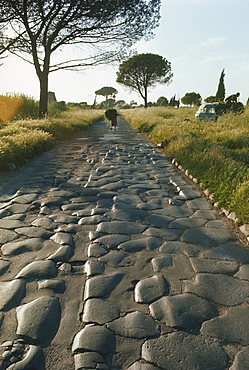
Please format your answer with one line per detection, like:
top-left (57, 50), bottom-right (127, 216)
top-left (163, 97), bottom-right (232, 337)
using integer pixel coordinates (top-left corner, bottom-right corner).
top-left (0, 117), bottom-right (249, 369)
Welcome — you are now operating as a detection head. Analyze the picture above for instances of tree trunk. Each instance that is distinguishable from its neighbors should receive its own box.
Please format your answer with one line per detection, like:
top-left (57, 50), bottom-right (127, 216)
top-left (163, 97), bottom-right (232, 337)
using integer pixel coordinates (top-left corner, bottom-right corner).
top-left (144, 87), bottom-right (148, 108)
top-left (38, 71), bottom-right (49, 118)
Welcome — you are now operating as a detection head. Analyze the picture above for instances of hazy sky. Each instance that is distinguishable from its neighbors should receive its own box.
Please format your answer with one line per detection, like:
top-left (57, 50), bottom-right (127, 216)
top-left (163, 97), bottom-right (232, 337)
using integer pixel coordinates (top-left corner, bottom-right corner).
top-left (1, 0), bottom-right (249, 105)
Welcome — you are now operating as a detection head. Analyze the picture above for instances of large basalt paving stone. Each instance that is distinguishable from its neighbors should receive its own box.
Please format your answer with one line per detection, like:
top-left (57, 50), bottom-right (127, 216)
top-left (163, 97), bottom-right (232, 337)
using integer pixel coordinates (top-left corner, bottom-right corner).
top-left (235, 264), bottom-right (249, 280)
top-left (15, 226), bottom-right (53, 239)
top-left (118, 237), bottom-right (161, 252)
top-left (78, 215), bottom-right (108, 225)
top-left (88, 243), bottom-right (108, 258)
top-left (184, 273), bottom-right (249, 305)
top-left (206, 242), bottom-right (249, 264)
top-left (168, 218), bottom-right (207, 229)
top-left (201, 307), bottom-right (249, 345)
top-left (72, 324), bottom-right (115, 355)
top-left (84, 260), bottom-right (105, 277)
top-left (134, 275), bottom-right (169, 304)
top-left (1, 238), bottom-right (44, 256)
top-left (229, 346), bottom-right (249, 370)
top-left (0, 260), bottom-right (10, 276)
top-left (0, 280), bottom-right (26, 311)
top-left (16, 296), bottom-right (61, 347)
top-left (31, 217), bottom-right (57, 230)
top-left (49, 213), bottom-right (79, 224)
top-left (159, 241), bottom-right (201, 256)
top-left (0, 229), bottom-right (19, 244)
top-left (186, 198), bottom-right (212, 210)
top-left (113, 194), bottom-right (143, 207)
top-left (15, 260), bottom-right (57, 281)
top-left (142, 332), bottom-right (228, 370)
top-left (97, 221), bottom-right (146, 235)
top-left (94, 234), bottom-right (131, 249)
top-left (151, 256), bottom-right (173, 272)
top-left (106, 311), bottom-right (159, 339)
top-left (126, 363), bottom-right (158, 370)
top-left (82, 298), bottom-right (119, 324)
top-left (98, 251), bottom-right (126, 267)
top-left (149, 293), bottom-right (218, 328)
top-left (84, 272), bottom-right (125, 300)
top-left (146, 214), bottom-right (174, 228)
top-left (190, 209), bottom-right (217, 219)
top-left (74, 352), bottom-right (108, 370)
top-left (190, 257), bottom-right (239, 274)
top-left (38, 279), bottom-right (66, 293)
top-left (11, 193), bottom-right (39, 204)
top-left (143, 228), bottom-right (180, 240)
top-left (50, 232), bottom-right (73, 246)
top-left (181, 227), bottom-right (236, 247)
top-left (105, 208), bottom-right (147, 222)
top-left (0, 219), bottom-right (26, 229)
top-left (154, 207), bottom-right (193, 218)
top-left (47, 245), bottom-right (73, 262)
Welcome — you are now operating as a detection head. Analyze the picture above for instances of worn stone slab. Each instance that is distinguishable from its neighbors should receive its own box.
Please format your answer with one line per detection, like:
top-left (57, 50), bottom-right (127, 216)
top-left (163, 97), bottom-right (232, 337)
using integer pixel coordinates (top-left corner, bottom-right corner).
top-left (0, 219), bottom-right (25, 229)
top-left (0, 280), bottom-right (26, 311)
top-left (168, 218), bottom-right (207, 229)
top-left (78, 215), bottom-right (108, 225)
top-left (94, 234), bottom-right (131, 249)
top-left (126, 363), bottom-right (158, 370)
top-left (190, 209), bottom-right (217, 219)
top-left (38, 279), bottom-right (66, 293)
top-left (146, 214), bottom-right (174, 228)
top-left (235, 264), bottom-right (249, 280)
top-left (31, 217), bottom-right (57, 230)
top-left (50, 232), bottom-right (73, 246)
top-left (0, 260), bottom-right (10, 276)
top-left (118, 237), bottom-right (161, 253)
top-left (15, 260), bottom-right (57, 281)
top-left (11, 194), bottom-right (38, 204)
top-left (47, 245), bottom-right (73, 262)
top-left (113, 194), bottom-right (143, 207)
top-left (0, 229), bottom-right (19, 244)
top-left (150, 293), bottom-right (218, 328)
top-left (49, 213), bottom-right (79, 224)
top-left (74, 352), bottom-right (108, 370)
top-left (184, 273), bottom-right (249, 305)
top-left (15, 226), bottom-right (52, 239)
top-left (159, 241), bottom-right (201, 256)
top-left (88, 243), bottom-right (108, 258)
top-left (186, 198), bottom-right (212, 210)
top-left (16, 296), bottom-right (61, 347)
top-left (72, 324), bottom-right (115, 355)
top-left (142, 331), bottom-right (228, 370)
top-left (151, 256), bottom-right (173, 272)
top-left (84, 272), bottom-right (125, 300)
top-left (229, 346), bottom-right (249, 370)
top-left (154, 207), bottom-right (193, 218)
top-left (134, 275), bottom-right (169, 304)
top-left (82, 298), bottom-right (119, 324)
top-left (215, 242), bottom-right (249, 263)
top-left (190, 258), bottom-right (239, 274)
top-left (84, 260), bottom-right (105, 277)
top-left (201, 307), bottom-right (249, 345)
top-left (1, 238), bottom-right (44, 256)
top-left (181, 227), bottom-right (236, 247)
top-left (98, 251), bottom-right (126, 267)
top-left (143, 228), bottom-right (180, 241)
top-left (97, 221), bottom-right (146, 235)
top-left (106, 311), bottom-right (159, 339)
top-left (106, 208), bottom-right (147, 222)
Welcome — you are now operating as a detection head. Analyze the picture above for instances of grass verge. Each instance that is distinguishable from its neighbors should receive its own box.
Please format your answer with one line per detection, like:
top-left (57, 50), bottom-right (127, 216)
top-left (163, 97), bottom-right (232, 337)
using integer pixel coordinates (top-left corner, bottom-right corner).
top-left (0, 108), bottom-right (103, 171)
top-left (121, 106), bottom-right (249, 225)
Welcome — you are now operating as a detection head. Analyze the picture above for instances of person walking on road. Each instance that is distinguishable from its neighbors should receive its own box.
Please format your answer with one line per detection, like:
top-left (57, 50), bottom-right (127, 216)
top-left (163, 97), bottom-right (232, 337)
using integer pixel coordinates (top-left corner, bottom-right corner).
top-left (105, 108), bottom-right (118, 131)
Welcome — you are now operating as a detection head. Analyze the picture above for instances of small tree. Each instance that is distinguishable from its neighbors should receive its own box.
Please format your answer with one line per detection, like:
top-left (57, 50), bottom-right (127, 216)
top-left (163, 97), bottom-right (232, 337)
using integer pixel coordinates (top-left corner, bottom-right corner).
top-left (205, 96), bottom-right (216, 103)
top-left (116, 53), bottom-right (173, 108)
top-left (95, 87), bottom-right (118, 108)
top-left (157, 96), bottom-right (168, 106)
top-left (181, 92), bottom-right (202, 106)
top-left (215, 69), bottom-right (226, 102)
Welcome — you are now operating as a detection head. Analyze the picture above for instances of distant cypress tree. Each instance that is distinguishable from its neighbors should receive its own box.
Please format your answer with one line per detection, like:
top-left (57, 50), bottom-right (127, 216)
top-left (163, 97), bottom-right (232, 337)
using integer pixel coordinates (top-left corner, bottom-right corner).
top-left (215, 69), bottom-right (226, 101)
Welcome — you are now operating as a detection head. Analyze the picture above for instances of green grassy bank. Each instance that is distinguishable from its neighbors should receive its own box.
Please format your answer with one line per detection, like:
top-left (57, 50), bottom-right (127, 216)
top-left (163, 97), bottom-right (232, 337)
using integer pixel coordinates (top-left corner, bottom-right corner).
top-left (0, 108), bottom-right (103, 172)
top-left (121, 106), bottom-right (249, 225)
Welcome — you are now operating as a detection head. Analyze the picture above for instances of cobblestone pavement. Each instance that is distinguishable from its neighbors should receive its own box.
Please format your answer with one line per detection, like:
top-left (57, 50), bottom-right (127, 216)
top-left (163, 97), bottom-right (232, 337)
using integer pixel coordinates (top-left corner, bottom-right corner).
top-left (0, 117), bottom-right (249, 370)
